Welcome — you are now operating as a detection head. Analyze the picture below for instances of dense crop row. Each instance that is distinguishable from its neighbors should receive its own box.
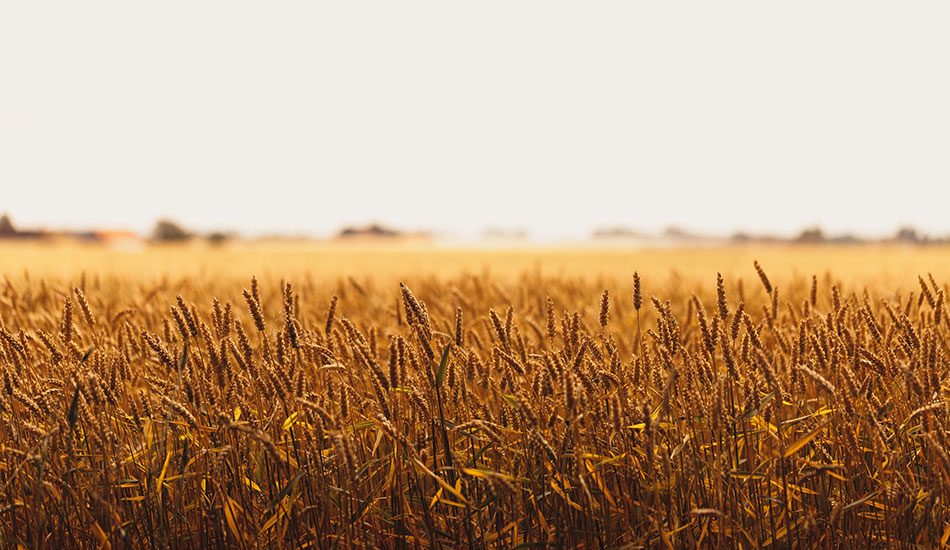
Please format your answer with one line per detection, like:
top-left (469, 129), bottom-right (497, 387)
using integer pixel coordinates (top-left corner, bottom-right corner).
top-left (0, 265), bottom-right (947, 548)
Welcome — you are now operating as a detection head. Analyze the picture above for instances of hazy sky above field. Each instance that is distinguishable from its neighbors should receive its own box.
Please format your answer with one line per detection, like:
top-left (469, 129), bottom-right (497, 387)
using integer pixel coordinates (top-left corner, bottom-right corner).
top-left (1, 2), bottom-right (949, 241)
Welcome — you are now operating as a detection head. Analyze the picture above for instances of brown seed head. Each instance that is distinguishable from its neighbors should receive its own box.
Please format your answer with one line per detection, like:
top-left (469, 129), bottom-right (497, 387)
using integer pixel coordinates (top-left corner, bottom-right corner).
top-left (454, 306), bottom-right (463, 347)
top-left (60, 297), bottom-right (73, 347)
top-left (716, 273), bottom-right (728, 321)
top-left (753, 261), bottom-right (772, 294)
top-left (632, 272), bottom-right (642, 311)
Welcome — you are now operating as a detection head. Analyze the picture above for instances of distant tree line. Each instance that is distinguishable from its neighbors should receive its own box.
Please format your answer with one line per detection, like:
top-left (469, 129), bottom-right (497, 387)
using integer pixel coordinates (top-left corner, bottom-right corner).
top-left (2, 213), bottom-right (950, 244)
top-left (150, 219), bottom-right (233, 244)
top-left (790, 226), bottom-right (948, 244)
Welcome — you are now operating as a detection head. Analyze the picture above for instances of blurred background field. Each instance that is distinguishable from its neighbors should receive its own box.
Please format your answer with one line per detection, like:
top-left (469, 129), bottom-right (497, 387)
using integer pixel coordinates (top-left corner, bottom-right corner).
top-left (2, 241), bottom-right (947, 289)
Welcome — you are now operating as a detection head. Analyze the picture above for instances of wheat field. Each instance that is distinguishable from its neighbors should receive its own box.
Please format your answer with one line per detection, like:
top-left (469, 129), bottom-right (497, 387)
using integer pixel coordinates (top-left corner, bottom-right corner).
top-left (0, 243), bottom-right (949, 548)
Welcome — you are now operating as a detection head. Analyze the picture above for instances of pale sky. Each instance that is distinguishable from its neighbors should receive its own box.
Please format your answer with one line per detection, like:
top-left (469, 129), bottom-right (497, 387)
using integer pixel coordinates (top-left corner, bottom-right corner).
top-left (1, 2), bottom-right (948, 240)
